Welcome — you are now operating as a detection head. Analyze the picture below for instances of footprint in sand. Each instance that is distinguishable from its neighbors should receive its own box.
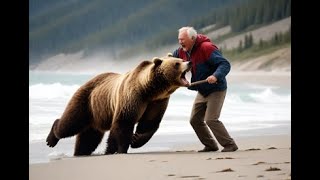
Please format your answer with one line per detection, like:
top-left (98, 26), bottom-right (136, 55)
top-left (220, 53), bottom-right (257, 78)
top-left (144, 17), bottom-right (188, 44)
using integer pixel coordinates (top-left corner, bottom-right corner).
top-left (252, 161), bottom-right (266, 165)
top-left (253, 161), bottom-right (290, 165)
top-left (167, 174), bottom-right (203, 179)
top-left (267, 147), bottom-right (277, 149)
top-left (265, 166), bottom-right (281, 171)
top-left (216, 168), bottom-right (234, 173)
top-left (179, 175), bottom-right (201, 178)
top-left (215, 157), bottom-right (234, 160)
top-left (245, 148), bottom-right (261, 151)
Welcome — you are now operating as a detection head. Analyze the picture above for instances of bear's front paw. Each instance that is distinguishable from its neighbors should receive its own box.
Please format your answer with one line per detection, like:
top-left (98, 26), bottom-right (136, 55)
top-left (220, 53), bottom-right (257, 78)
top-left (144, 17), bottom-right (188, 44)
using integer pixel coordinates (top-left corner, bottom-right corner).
top-left (131, 133), bottom-right (140, 143)
top-left (105, 151), bottom-right (115, 155)
top-left (131, 134), bottom-right (144, 148)
top-left (105, 139), bottom-right (117, 155)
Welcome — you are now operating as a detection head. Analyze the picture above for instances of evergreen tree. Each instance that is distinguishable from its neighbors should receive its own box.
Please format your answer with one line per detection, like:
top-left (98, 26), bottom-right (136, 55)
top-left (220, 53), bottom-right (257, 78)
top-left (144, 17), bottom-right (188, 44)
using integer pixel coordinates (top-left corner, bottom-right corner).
top-left (238, 40), bottom-right (243, 52)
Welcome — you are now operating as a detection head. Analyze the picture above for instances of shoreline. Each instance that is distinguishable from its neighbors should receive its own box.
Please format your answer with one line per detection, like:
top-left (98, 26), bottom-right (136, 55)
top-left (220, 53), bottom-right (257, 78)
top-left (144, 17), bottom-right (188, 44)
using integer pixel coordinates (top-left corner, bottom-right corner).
top-left (30, 134), bottom-right (291, 180)
top-left (228, 71), bottom-right (291, 88)
top-left (29, 122), bottom-right (291, 165)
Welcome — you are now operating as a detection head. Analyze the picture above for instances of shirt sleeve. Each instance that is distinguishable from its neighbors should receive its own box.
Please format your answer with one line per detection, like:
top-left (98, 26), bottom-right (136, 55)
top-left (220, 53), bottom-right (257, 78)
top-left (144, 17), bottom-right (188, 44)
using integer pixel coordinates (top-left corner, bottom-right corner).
top-left (209, 50), bottom-right (231, 81)
top-left (172, 49), bottom-right (179, 58)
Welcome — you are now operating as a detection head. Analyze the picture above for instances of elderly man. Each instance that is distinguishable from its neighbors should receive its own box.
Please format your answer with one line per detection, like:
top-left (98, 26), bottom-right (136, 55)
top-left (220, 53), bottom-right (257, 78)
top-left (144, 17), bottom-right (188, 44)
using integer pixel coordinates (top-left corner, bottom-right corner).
top-left (172, 26), bottom-right (238, 152)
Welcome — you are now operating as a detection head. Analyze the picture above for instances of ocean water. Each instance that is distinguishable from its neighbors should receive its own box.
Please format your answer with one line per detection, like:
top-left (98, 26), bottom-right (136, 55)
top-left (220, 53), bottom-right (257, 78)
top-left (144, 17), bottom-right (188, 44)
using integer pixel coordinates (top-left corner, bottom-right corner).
top-left (29, 70), bottom-right (291, 164)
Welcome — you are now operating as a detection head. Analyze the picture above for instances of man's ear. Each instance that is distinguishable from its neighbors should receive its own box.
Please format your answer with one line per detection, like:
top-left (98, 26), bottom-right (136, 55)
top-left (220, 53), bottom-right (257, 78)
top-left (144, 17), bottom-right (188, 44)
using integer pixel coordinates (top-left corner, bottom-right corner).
top-left (152, 57), bottom-right (162, 67)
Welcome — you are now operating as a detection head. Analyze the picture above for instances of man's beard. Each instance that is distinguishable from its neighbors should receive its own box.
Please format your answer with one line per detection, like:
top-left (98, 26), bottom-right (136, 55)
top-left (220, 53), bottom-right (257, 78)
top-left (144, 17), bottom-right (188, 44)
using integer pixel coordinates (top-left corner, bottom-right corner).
top-left (181, 45), bottom-right (187, 51)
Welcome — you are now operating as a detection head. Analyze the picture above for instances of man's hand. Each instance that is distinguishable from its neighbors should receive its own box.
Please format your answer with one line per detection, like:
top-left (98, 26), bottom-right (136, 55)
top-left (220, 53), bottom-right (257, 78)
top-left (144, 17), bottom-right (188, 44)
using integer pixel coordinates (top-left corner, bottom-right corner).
top-left (207, 75), bottom-right (218, 84)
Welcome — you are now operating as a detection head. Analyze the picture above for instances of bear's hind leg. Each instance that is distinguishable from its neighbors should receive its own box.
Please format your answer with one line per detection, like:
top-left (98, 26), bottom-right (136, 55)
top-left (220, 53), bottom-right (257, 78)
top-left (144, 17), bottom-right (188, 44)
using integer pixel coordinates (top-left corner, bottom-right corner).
top-left (46, 115), bottom-right (91, 148)
top-left (46, 119), bottom-right (60, 147)
top-left (46, 87), bottom-right (93, 148)
top-left (74, 127), bottom-right (104, 156)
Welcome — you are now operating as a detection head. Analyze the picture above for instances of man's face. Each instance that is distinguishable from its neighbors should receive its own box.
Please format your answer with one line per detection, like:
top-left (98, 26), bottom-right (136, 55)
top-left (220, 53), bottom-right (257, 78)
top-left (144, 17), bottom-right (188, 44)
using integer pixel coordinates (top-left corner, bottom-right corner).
top-left (178, 30), bottom-right (194, 52)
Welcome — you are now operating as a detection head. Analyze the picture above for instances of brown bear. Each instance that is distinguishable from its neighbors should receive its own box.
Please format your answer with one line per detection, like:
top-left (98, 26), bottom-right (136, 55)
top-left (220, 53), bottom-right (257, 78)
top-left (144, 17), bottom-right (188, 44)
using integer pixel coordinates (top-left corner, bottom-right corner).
top-left (46, 55), bottom-right (192, 155)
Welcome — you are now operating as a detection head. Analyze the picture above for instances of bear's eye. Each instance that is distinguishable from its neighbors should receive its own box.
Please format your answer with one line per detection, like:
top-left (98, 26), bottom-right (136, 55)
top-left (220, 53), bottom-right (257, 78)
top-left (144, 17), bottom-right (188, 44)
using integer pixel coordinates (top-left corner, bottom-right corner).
top-left (174, 62), bottom-right (180, 69)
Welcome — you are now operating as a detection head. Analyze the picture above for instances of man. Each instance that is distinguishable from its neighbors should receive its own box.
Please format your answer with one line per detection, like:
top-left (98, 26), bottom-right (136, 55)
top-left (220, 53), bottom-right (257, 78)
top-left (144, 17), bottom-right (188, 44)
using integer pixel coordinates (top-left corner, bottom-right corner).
top-left (172, 26), bottom-right (238, 152)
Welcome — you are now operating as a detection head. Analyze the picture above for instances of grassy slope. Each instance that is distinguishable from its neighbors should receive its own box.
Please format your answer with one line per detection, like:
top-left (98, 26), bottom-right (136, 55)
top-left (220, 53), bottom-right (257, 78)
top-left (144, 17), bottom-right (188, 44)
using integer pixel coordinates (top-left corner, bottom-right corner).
top-left (203, 17), bottom-right (291, 71)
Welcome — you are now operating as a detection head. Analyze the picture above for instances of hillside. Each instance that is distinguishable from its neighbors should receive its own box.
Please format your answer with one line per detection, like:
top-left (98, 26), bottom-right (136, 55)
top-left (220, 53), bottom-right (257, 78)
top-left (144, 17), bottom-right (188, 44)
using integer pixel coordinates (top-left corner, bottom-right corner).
top-left (231, 46), bottom-right (290, 72)
top-left (214, 17), bottom-right (291, 50)
top-left (204, 16), bottom-right (291, 72)
top-left (32, 16), bottom-right (291, 74)
top-left (29, 0), bottom-right (290, 66)
top-left (29, 0), bottom-right (236, 64)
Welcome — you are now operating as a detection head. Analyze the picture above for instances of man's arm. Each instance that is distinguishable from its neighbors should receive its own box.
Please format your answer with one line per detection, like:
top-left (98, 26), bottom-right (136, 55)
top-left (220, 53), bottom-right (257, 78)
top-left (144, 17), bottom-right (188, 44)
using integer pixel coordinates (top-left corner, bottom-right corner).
top-left (209, 50), bottom-right (231, 81)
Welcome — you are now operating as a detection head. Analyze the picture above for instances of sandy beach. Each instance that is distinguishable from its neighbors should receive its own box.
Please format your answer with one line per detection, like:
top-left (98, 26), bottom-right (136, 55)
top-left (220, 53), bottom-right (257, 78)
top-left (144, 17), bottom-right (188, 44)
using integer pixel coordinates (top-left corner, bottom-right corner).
top-left (30, 134), bottom-right (291, 180)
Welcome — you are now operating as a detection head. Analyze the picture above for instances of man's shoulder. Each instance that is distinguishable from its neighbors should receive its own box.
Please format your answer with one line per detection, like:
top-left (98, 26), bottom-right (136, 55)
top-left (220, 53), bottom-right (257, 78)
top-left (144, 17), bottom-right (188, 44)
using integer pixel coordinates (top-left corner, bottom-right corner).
top-left (198, 41), bottom-right (217, 53)
top-left (200, 41), bottom-right (214, 47)
top-left (173, 47), bottom-right (184, 58)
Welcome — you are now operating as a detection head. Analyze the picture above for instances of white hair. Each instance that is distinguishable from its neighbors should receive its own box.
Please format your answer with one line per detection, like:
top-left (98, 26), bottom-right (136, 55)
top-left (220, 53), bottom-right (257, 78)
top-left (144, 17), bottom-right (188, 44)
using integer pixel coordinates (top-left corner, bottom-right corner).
top-left (178, 26), bottom-right (197, 39)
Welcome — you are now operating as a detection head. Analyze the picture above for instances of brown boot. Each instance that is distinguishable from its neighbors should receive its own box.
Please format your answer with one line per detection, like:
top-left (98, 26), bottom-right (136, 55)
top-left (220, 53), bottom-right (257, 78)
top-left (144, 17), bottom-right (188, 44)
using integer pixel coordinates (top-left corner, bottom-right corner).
top-left (198, 146), bottom-right (219, 152)
top-left (221, 144), bottom-right (238, 152)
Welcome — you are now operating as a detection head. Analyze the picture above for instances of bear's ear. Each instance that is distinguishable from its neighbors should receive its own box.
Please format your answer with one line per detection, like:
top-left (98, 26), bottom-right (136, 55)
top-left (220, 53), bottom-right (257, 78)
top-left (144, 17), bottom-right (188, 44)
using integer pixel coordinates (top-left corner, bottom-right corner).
top-left (153, 57), bottom-right (162, 67)
top-left (167, 53), bottom-right (173, 57)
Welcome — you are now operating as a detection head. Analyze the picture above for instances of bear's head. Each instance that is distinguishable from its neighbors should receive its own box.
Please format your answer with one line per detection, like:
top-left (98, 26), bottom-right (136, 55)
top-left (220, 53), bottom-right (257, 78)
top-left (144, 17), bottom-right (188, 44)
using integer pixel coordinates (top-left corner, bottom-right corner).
top-left (152, 55), bottom-right (192, 87)
top-left (130, 54), bottom-right (192, 100)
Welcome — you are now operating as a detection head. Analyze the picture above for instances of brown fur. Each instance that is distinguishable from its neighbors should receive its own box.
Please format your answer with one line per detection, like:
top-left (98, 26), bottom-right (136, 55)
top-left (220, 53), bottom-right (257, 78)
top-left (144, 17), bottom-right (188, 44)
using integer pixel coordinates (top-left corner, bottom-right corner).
top-left (46, 56), bottom-right (191, 155)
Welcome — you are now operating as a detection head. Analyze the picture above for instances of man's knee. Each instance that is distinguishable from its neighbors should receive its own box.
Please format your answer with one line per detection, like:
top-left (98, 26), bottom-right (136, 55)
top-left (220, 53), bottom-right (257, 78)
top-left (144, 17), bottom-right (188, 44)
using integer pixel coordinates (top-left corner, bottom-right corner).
top-left (190, 116), bottom-right (205, 127)
top-left (205, 118), bottom-right (221, 126)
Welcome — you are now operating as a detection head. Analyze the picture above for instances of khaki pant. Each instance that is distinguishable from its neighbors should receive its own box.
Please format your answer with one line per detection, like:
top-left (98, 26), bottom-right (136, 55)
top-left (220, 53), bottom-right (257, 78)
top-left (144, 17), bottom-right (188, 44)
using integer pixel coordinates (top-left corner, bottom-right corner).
top-left (190, 90), bottom-right (235, 149)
